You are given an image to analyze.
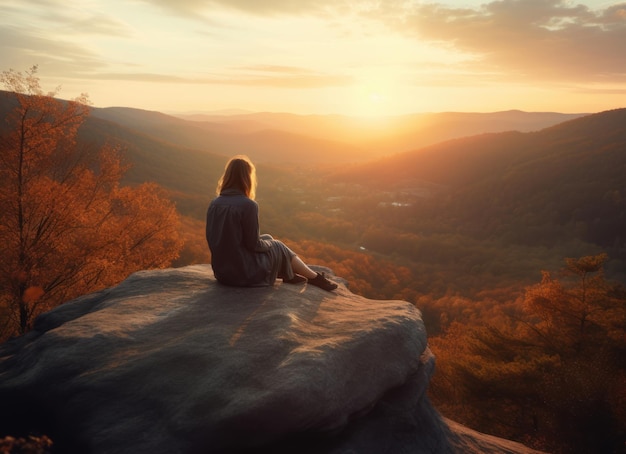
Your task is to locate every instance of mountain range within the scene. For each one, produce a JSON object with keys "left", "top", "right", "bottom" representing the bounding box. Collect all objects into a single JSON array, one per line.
[
  {"left": 91, "top": 103, "right": 623, "bottom": 261},
  {"left": 2, "top": 90, "right": 624, "bottom": 280},
  {"left": 89, "top": 105, "right": 585, "bottom": 164},
  {"left": 331, "top": 108, "right": 626, "bottom": 256}
]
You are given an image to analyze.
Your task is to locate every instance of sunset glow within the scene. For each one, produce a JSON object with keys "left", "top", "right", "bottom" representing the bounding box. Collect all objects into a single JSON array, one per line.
[{"left": 1, "top": 0, "right": 624, "bottom": 115}]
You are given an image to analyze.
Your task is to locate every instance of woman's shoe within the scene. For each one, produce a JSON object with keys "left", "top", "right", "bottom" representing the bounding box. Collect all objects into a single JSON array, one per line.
[{"left": 308, "top": 272, "right": 338, "bottom": 291}]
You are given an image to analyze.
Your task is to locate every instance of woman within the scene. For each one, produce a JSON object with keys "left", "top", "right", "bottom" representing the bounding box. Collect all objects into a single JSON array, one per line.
[{"left": 206, "top": 155, "right": 337, "bottom": 291}]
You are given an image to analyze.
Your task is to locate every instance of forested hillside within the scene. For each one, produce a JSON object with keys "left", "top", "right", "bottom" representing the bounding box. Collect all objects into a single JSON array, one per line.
[{"left": 328, "top": 108, "right": 626, "bottom": 281}]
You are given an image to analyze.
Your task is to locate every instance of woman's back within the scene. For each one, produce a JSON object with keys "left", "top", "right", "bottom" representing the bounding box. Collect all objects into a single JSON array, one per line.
[{"left": 206, "top": 189, "right": 270, "bottom": 286}]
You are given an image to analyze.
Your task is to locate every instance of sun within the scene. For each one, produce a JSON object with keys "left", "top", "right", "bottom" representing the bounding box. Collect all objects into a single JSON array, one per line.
[
  {"left": 349, "top": 72, "right": 400, "bottom": 117},
  {"left": 368, "top": 92, "right": 388, "bottom": 105}
]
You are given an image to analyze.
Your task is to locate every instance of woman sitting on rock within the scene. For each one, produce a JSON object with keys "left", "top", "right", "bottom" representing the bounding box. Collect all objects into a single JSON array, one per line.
[{"left": 206, "top": 155, "right": 337, "bottom": 291}]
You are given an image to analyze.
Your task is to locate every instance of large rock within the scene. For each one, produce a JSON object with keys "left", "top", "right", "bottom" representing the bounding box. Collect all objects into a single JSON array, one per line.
[{"left": 0, "top": 265, "right": 542, "bottom": 453}]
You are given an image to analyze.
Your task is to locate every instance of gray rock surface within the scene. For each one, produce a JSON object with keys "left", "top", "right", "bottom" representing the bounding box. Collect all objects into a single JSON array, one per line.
[{"left": 0, "top": 265, "right": 543, "bottom": 453}]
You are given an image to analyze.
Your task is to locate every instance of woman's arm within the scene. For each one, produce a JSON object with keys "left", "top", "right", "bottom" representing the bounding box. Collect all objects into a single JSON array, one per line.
[{"left": 242, "top": 200, "right": 271, "bottom": 252}]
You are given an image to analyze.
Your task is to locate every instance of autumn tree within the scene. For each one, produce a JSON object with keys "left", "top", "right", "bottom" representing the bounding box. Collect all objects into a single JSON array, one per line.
[
  {"left": 429, "top": 253, "right": 626, "bottom": 453},
  {"left": 523, "top": 253, "right": 625, "bottom": 356},
  {"left": 520, "top": 253, "right": 626, "bottom": 452},
  {"left": 0, "top": 66, "right": 183, "bottom": 339}
]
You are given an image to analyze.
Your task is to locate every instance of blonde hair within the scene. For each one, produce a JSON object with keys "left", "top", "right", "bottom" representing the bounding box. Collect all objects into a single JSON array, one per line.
[{"left": 216, "top": 155, "right": 257, "bottom": 200}]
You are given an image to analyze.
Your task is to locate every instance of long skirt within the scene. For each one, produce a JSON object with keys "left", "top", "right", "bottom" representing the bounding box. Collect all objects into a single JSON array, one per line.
[{"left": 260, "top": 234, "right": 296, "bottom": 284}]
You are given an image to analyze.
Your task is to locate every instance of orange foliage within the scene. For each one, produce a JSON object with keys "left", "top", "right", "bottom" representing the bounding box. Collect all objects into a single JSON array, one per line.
[
  {"left": 174, "top": 215, "right": 211, "bottom": 266},
  {"left": 0, "top": 434, "right": 52, "bottom": 453},
  {"left": 429, "top": 254, "right": 626, "bottom": 454},
  {"left": 0, "top": 66, "right": 182, "bottom": 338},
  {"left": 523, "top": 253, "right": 625, "bottom": 354},
  {"left": 283, "top": 238, "right": 417, "bottom": 301}
]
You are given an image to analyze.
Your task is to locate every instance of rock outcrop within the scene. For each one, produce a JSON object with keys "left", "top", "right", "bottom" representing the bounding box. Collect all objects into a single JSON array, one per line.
[{"left": 0, "top": 265, "right": 542, "bottom": 453}]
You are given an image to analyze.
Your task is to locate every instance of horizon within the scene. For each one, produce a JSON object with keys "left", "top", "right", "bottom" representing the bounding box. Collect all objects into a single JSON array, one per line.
[
  {"left": 1, "top": 0, "right": 625, "bottom": 117},
  {"left": 163, "top": 107, "right": 596, "bottom": 118}
]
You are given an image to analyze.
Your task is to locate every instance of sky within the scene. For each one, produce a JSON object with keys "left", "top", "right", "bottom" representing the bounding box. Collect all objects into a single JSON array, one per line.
[{"left": 1, "top": 0, "right": 625, "bottom": 116}]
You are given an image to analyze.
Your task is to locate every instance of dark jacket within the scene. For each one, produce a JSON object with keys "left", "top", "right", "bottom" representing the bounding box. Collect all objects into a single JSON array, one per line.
[{"left": 206, "top": 189, "right": 272, "bottom": 286}]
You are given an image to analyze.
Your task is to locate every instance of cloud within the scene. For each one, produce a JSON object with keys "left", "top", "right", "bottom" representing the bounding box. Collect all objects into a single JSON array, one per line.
[
  {"left": 238, "top": 64, "right": 319, "bottom": 74},
  {"left": 43, "top": 11, "right": 132, "bottom": 37},
  {"left": 4, "top": 0, "right": 623, "bottom": 107},
  {"left": 571, "top": 85, "right": 626, "bottom": 95},
  {"left": 0, "top": 26, "right": 108, "bottom": 76},
  {"left": 211, "top": 74, "right": 353, "bottom": 88},
  {"left": 82, "top": 66, "right": 353, "bottom": 88},
  {"left": 141, "top": 0, "right": 344, "bottom": 18},
  {"left": 84, "top": 73, "right": 190, "bottom": 83},
  {"left": 0, "top": 1, "right": 132, "bottom": 37},
  {"left": 139, "top": 0, "right": 626, "bottom": 83},
  {"left": 0, "top": 1, "right": 131, "bottom": 79},
  {"left": 378, "top": 0, "right": 626, "bottom": 83},
  {"left": 226, "top": 65, "right": 353, "bottom": 87}
]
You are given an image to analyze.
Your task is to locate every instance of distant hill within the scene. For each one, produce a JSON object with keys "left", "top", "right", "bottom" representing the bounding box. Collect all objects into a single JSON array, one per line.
[
  {"left": 331, "top": 108, "right": 626, "bottom": 253},
  {"left": 87, "top": 103, "right": 590, "bottom": 162},
  {"left": 176, "top": 110, "right": 588, "bottom": 156},
  {"left": 89, "top": 106, "right": 365, "bottom": 164},
  {"left": 331, "top": 108, "right": 625, "bottom": 187},
  {"left": 76, "top": 114, "right": 228, "bottom": 218}
]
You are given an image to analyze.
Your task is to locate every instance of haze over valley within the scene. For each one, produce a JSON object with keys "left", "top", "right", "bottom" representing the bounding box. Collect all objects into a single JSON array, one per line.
[{"left": 37, "top": 97, "right": 622, "bottom": 298}]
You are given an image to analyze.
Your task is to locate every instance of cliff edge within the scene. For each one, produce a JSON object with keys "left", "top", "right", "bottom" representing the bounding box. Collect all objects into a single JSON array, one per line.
[{"left": 0, "top": 265, "right": 542, "bottom": 453}]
